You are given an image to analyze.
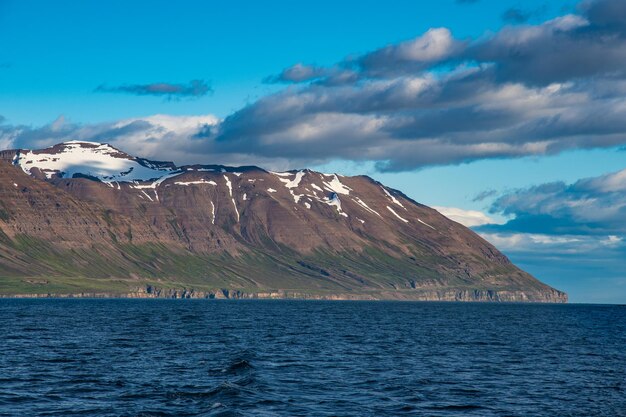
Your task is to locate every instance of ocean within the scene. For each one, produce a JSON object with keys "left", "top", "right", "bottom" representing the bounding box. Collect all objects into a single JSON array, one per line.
[{"left": 0, "top": 300, "right": 624, "bottom": 416}]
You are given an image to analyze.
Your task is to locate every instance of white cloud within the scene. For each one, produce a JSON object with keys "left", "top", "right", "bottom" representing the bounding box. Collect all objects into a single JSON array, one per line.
[
  {"left": 433, "top": 206, "right": 498, "bottom": 227},
  {"left": 108, "top": 114, "right": 219, "bottom": 162},
  {"left": 393, "top": 28, "right": 457, "bottom": 62},
  {"left": 488, "top": 166, "right": 626, "bottom": 236},
  {"left": 479, "top": 232, "right": 624, "bottom": 254}
]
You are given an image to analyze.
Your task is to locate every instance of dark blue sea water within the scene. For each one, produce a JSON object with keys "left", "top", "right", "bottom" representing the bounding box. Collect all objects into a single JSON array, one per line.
[{"left": 0, "top": 300, "right": 624, "bottom": 416}]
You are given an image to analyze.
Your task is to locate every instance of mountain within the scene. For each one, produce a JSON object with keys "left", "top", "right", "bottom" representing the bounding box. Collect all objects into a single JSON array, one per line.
[{"left": 0, "top": 141, "right": 566, "bottom": 301}]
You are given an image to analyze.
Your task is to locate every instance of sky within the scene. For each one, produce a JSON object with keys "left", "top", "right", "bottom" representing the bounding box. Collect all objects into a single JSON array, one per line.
[{"left": 2, "top": 0, "right": 626, "bottom": 303}]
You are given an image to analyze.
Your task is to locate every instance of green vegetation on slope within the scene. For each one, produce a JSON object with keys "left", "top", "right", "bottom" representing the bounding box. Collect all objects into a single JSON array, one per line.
[{"left": 0, "top": 234, "right": 533, "bottom": 296}]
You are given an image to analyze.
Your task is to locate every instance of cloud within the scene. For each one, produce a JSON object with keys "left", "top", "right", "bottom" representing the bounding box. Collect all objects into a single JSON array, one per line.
[
  {"left": 479, "top": 232, "right": 621, "bottom": 253},
  {"left": 501, "top": 6, "right": 547, "bottom": 23},
  {"left": 196, "top": 0, "right": 626, "bottom": 172},
  {"left": 264, "top": 63, "right": 330, "bottom": 83},
  {"left": 0, "top": 114, "right": 220, "bottom": 164},
  {"left": 479, "top": 167, "right": 626, "bottom": 237},
  {"left": 473, "top": 189, "right": 498, "bottom": 202},
  {"left": 0, "top": 114, "right": 303, "bottom": 170},
  {"left": 501, "top": 8, "right": 532, "bottom": 23},
  {"left": 433, "top": 206, "right": 498, "bottom": 227},
  {"left": 358, "top": 28, "right": 465, "bottom": 75},
  {"left": 7, "top": 0, "right": 626, "bottom": 173},
  {"left": 95, "top": 79, "right": 212, "bottom": 100}
]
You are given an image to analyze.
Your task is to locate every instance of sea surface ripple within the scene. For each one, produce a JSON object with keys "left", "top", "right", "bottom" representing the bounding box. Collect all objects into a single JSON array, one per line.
[{"left": 0, "top": 300, "right": 624, "bottom": 416}]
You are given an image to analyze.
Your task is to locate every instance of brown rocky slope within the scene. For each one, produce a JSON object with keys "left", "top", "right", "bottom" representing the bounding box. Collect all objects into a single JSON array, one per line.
[{"left": 0, "top": 142, "right": 566, "bottom": 302}]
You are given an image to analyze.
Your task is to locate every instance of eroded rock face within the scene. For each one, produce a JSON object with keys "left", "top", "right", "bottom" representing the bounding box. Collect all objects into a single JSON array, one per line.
[{"left": 0, "top": 141, "right": 567, "bottom": 302}]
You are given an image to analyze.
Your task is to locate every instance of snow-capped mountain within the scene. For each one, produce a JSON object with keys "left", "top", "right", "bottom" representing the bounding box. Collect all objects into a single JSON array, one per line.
[
  {"left": 0, "top": 141, "right": 566, "bottom": 301},
  {"left": 15, "top": 141, "right": 177, "bottom": 181}
]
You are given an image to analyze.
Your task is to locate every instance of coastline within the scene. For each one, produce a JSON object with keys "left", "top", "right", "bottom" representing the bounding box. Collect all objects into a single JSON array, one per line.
[{"left": 0, "top": 286, "right": 568, "bottom": 303}]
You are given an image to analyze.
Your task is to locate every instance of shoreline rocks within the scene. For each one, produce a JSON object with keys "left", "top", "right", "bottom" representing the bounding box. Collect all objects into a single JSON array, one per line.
[{"left": 0, "top": 285, "right": 568, "bottom": 303}]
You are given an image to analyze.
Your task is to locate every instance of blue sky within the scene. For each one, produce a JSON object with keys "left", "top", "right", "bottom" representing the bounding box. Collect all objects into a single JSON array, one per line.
[
  {"left": 0, "top": 0, "right": 573, "bottom": 125},
  {"left": 2, "top": 0, "right": 626, "bottom": 303}
]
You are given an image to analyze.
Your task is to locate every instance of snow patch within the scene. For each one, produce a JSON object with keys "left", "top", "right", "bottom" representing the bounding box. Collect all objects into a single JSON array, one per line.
[
  {"left": 278, "top": 170, "right": 305, "bottom": 189},
  {"left": 387, "top": 206, "right": 409, "bottom": 223},
  {"left": 16, "top": 142, "right": 180, "bottom": 184},
  {"left": 322, "top": 174, "right": 351, "bottom": 195},
  {"left": 223, "top": 175, "right": 233, "bottom": 196},
  {"left": 174, "top": 180, "right": 217, "bottom": 186},
  {"left": 418, "top": 218, "right": 436, "bottom": 230},
  {"left": 232, "top": 200, "right": 239, "bottom": 222},
  {"left": 326, "top": 193, "right": 348, "bottom": 217},
  {"left": 223, "top": 175, "right": 239, "bottom": 222},
  {"left": 276, "top": 170, "right": 307, "bottom": 203},
  {"left": 267, "top": 188, "right": 277, "bottom": 193},
  {"left": 270, "top": 171, "right": 292, "bottom": 177},
  {"left": 354, "top": 197, "right": 381, "bottom": 217},
  {"left": 140, "top": 190, "right": 154, "bottom": 202},
  {"left": 131, "top": 171, "right": 183, "bottom": 190},
  {"left": 291, "top": 192, "right": 302, "bottom": 203},
  {"left": 130, "top": 170, "right": 186, "bottom": 201},
  {"left": 382, "top": 187, "right": 405, "bottom": 209}
]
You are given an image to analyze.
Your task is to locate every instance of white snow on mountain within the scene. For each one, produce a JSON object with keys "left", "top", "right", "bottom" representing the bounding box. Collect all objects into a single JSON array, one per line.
[
  {"left": 322, "top": 174, "right": 351, "bottom": 195},
  {"left": 382, "top": 187, "right": 405, "bottom": 209},
  {"left": 16, "top": 141, "right": 179, "bottom": 182},
  {"left": 387, "top": 206, "right": 409, "bottom": 223},
  {"left": 12, "top": 141, "right": 426, "bottom": 226}
]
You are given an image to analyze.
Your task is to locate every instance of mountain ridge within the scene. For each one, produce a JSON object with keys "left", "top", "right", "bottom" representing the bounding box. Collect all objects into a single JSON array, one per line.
[{"left": 0, "top": 141, "right": 567, "bottom": 302}]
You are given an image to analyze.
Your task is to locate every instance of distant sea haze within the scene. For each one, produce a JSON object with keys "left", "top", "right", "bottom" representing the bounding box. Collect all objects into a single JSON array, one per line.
[{"left": 1, "top": 300, "right": 624, "bottom": 416}]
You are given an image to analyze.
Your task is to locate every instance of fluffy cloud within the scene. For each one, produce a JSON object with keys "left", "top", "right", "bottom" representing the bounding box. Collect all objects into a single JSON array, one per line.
[
  {"left": 359, "top": 28, "right": 464, "bottom": 75},
  {"left": 484, "top": 167, "right": 626, "bottom": 236},
  {"left": 0, "top": 114, "right": 303, "bottom": 170},
  {"left": 192, "top": 0, "right": 626, "bottom": 171},
  {"left": 419, "top": 160, "right": 626, "bottom": 274},
  {"left": 479, "top": 232, "right": 622, "bottom": 254},
  {"left": 95, "top": 80, "right": 212, "bottom": 100},
  {"left": 469, "top": 165, "right": 626, "bottom": 260},
  {"left": 433, "top": 206, "right": 497, "bottom": 227},
  {"left": 265, "top": 63, "right": 331, "bottom": 83},
  {"left": 1, "top": 114, "right": 214, "bottom": 164},
  {"left": 5, "top": 0, "right": 626, "bottom": 173}
]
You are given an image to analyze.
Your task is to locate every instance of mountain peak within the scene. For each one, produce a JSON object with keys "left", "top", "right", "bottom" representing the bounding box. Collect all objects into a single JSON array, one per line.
[
  {"left": 15, "top": 141, "right": 176, "bottom": 182},
  {"left": 13, "top": 141, "right": 347, "bottom": 187}
]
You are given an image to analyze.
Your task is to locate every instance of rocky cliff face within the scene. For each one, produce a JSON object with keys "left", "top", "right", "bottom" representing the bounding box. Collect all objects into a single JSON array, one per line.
[{"left": 0, "top": 141, "right": 566, "bottom": 302}]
